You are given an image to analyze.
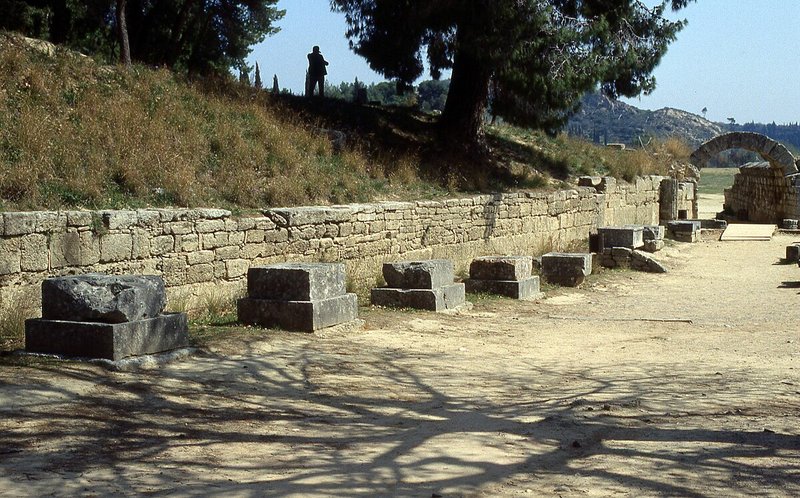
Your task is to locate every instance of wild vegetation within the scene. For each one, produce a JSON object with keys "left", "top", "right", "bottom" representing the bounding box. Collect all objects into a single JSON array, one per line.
[{"left": 0, "top": 32, "right": 695, "bottom": 211}]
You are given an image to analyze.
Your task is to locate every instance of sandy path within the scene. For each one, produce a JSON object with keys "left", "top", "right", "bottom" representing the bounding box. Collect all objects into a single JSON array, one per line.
[{"left": 1, "top": 233, "right": 799, "bottom": 497}]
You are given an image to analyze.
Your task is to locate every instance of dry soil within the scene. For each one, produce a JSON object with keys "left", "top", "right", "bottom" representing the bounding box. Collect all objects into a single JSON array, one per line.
[{"left": 1, "top": 231, "right": 799, "bottom": 497}]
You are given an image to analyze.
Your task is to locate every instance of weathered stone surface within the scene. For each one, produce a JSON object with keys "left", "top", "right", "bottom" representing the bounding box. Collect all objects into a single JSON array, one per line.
[
  {"left": 667, "top": 220, "right": 701, "bottom": 238},
  {"left": 541, "top": 252, "right": 592, "bottom": 287},
  {"left": 631, "top": 250, "right": 668, "bottom": 273},
  {"left": 643, "top": 239, "right": 665, "bottom": 253},
  {"left": 465, "top": 276, "right": 541, "bottom": 300},
  {"left": 691, "top": 132, "right": 798, "bottom": 176},
  {"left": 672, "top": 230, "right": 698, "bottom": 243},
  {"left": 382, "top": 260, "right": 455, "bottom": 289},
  {"left": 25, "top": 312, "right": 188, "bottom": 360},
  {"left": 246, "top": 263, "right": 346, "bottom": 301},
  {"left": 371, "top": 283, "right": 466, "bottom": 311},
  {"left": 237, "top": 293, "right": 358, "bottom": 332},
  {"left": 632, "top": 225, "right": 665, "bottom": 241},
  {"left": 469, "top": 256, "right": 532, "bottom": 281},
  {"left": 598, "top": 226, "right": 644, "bottom": 249},
  {"left": 42, "top": 274, "right": 166, "bottom": 323},
  {"left": 786, "top": 244, "right": 800, "bottom": 263}
]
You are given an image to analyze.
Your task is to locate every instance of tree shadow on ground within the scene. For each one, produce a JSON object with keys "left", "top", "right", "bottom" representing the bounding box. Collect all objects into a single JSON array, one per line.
[{"left": 1, "top": 336, "right": 798, "bottom": 496}]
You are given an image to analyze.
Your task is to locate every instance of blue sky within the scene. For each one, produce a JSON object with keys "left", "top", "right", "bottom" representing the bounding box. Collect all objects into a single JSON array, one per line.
[{"left": 247, "top": 0, "right": 800, "bottom": 125}]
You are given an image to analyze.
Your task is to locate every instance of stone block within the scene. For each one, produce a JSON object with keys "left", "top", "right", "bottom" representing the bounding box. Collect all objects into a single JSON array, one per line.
[
  {"left": 371, "top": 283, "right": 466, "bottom": 311},
  {"left": 237, "top": 293, "right": 358, "bottom": 332},
  {"left": 0, "top": 237, "right": 21, "bottom": 275},
  {"left": 630, "top": 251, "right": 668, "bottom": 273},
  {"left": 25, "top": 312, "right": 188, "bottom": 360},
  {"left": 634, "top": 225, "right": 665, "bottom": 241},
  {"left": 100, "top": 233, "right": 133, "bottom": 262},
  {"left": 382, "top": 260, "right": 455, "bottom": 289},
  {"left": 598, "top": 226, "right": 644, "bottom": 249},
  {"left": 541, "top": 252, "right": 592, "bottom": 287},
  {"left": 247, "top": 263, "right": 346, "bottom": 301},
  {"left": 786, "top": 244, "right": 800, "bottom": 263},
  {"left": 643, "top": 239, "right": 665, "bottom": 253},
  {"left": 667, "top": 220, "right": 701, "bottom": 233},
  {"left": 20, "top": 234, "right": 49, "bottom": 271},
  {"left": 468, "top": 256, "right": 532, "bottom": 281},
  {"left": 465, "top": 276, "right": 541, "bottom": 300},
  {"left": 41, "top": 274, "right": 166, "bottom": 323}
]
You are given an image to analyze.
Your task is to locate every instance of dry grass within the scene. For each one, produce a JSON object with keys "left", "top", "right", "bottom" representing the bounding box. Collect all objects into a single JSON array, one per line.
[
  {"left": 0, "top": 32, "right": 695, "bottom": 212},
  {"left": 0, "top": 33, "right": 380, "bottom": 210},
  {"left": 0, "top": 287, "right": 39, "bottom": 351}
]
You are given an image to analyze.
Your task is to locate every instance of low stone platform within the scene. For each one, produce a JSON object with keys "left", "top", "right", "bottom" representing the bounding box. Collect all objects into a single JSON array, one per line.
[
  {"left": 25, "top": 312, "right": 188, "bottom": 361},
  {"left": 372, "top": 259, "right": 466, "bottom": 311},
  {"left": 597, "top": 226, "right": 644, "bottom": 250},
  {"left": 464, "top": 256, "right": 541, "bottom": 299},
  {"left": 382, "top": 260, "right": 455, "bottom": 290},
  {"left": 598, "top": 248, "right": 667, "bottom": 273},
  {"left": 238, "top": 294, "right": 358, "bottom": 331},
  {"left": 786, "top": 243, "right": 800, "bottom": 263},
  {"left": 238, "top": 263, "right": 358, "bottom": 332},
  {"left": 371, "top": 284, "right": 466, "bottom": 311},
  {"left": 465, "top": 278, "right": 540, "bottom": 299},
  {"left": 667, "top": 221, "right": 701, "bottom": 242},
  {"left": 25, "top": 274, "right": 188, "bottom": 360},
  {"left": 541, "top": 253, "right": 592, "bottom": 287}
]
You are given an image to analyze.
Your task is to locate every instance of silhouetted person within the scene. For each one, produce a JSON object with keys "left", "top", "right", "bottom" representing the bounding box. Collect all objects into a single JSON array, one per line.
[{"left": 307, "top": 45, "right": 329, "bottom": 97}]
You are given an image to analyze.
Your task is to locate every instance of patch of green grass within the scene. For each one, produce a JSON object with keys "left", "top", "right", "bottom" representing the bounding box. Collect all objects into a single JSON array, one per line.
[{"left": 697, "top": 167, "right": 738, "bottom": 196}]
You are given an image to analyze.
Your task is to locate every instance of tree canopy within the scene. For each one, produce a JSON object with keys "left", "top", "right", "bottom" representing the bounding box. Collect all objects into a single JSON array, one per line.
[
  {"left": 0, "top": 0, "right": 284, "bottom": 75},
  {"left": 331, "top": 0, "right": 695, "bottom": 149}
]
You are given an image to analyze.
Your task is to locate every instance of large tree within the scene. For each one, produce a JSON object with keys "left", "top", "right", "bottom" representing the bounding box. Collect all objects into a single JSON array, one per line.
[
  {"left": 332, "top": 0, "right": 694, "bottom": 150},
  {"left": 0, "top": 0, "right": 284, "bottom": 76}
]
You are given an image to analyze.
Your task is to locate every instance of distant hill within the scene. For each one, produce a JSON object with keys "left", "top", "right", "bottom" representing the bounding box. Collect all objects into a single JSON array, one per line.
[{"left": 566, "top": 93, "right": 725, "bottom": 147}]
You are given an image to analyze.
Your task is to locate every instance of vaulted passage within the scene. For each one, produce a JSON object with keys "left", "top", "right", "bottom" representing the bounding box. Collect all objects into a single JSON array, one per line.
[
  {"left": 691, "top": 132, "right": 800, "bottom": 223},
  {"left": 690, "top": 132, "right": 799, "bottom": 176}
]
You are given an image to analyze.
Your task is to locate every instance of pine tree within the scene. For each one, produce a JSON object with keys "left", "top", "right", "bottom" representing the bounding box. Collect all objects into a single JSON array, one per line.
[
  {"left": 332, "top": 0, "right": 694, "bottom": 151},
  {"left": 254, "top": 62, "right": 262, "bottom": 89}
]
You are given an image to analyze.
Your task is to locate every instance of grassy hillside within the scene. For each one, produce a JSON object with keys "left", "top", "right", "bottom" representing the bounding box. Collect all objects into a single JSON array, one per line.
[{"left": 0, "top": 32, "right": 690, "bottom": 212}]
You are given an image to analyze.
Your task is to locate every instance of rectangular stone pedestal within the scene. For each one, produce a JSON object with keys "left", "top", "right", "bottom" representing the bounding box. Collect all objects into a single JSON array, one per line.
[
  {"left": 598, "top": 226, "right": 644, "bottom": 249},
  {"left": 465, "top": 276, "right": 541, "bottom": 299},
  {"left": 25, "top": 312, "right": 188, "bottom": 360},
  {"left": 237, "top": 293, "right": 358, "bottom": 332},
  {"left": 371, "top": 283, "right": 465, "bottom": 311},
  {"left": 541, "top": 252, "right": 592, "bottom": 287}
]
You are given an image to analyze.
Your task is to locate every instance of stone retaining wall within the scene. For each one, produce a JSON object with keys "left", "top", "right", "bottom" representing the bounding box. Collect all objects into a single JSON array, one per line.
[
  {"left": 0, "top": 176, "right": 662, "bottom": 311},
  {"left": 723, "top": 162, "right": 800, "bottom": 223}
]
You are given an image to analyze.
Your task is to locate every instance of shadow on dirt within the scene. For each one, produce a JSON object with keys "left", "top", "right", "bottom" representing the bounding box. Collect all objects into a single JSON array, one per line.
[{"left": 2, "top": 341, "right": 798, "bottom": 496}]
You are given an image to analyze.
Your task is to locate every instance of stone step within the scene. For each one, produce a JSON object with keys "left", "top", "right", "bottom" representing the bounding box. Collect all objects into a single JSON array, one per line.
[
  {"left": 25, "top": 312, "right": 188, "bottom": 361},
  {"left": 371, "top": 283, "right": 465, "bottom": 311},
  {"left": 468, "top": 256, "right": 532, "bottom": 281},
  {"left": 465, "top": 276, "right": 541, "bottom": 300},
  {"left": 382, "top": 260, "right": 455, "bottom": 289},
  {"left": 237, "top": 293, "right": 358, "bottom": 332}
]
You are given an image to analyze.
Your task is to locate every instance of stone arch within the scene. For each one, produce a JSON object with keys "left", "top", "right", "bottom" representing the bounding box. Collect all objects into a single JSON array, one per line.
[{"left": 690, "top": 132, "right": 798, "bottom": 176}]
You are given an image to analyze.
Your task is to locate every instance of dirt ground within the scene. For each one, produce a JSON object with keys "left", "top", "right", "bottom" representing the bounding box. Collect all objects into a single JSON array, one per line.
[{"left": 2, "top": 228, "right": 799, "bottom": 497}]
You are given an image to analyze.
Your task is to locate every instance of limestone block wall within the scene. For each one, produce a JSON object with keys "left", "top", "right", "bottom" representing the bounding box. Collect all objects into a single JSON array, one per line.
[
  {"left": 723, "top": 162, "right": 800, "bottom": 223},
  {"left": 0, "top": 176, "right": 662, "bottom": 310}
]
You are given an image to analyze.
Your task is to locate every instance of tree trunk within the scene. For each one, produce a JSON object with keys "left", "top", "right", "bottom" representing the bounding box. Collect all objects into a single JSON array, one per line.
[
  {"left": 117, "top": 0, "right": 131, "bottom": 67},
  {"left": 438, "top": 36, "right": 492, "bottom": 153}
]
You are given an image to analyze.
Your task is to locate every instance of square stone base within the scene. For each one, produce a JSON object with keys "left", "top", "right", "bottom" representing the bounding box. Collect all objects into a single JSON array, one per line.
[
  {"left": 25, "top": 312, "right": 189, "bottom": 361},
  {"left": 465, "top": 276, "right": 541, "bottom": 300},
  {"left": 237, "top": 293, "right": 358, "bottom": 332},
  {"left": 671, "top": 231, "right": 698, "bottom": 243},
  {"left": 371, "top": 283, "right": 465, "bottom": 311}
]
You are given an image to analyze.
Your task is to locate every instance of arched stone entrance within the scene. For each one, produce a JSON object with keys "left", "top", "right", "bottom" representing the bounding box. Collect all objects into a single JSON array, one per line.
[
  {"left": 690, "top": 131, "right": 798, "bottom": 176},
  {"left": 690, "top": 132, "right": 800, "bottom": 223}
]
